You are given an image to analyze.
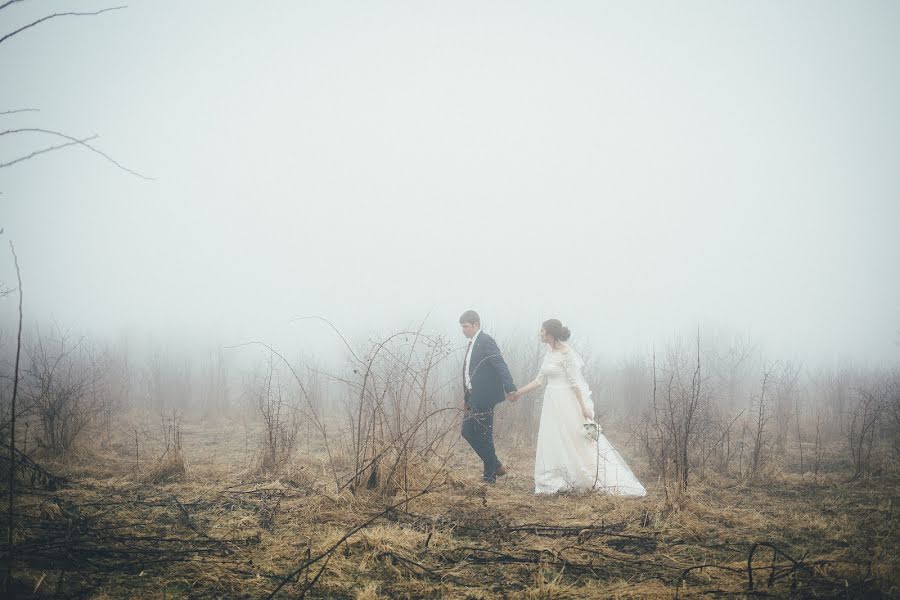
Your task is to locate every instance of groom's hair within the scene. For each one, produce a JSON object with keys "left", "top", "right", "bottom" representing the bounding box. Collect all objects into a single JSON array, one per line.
[{"left": 459, "top": 310, "right": 480, "bottom": 326}]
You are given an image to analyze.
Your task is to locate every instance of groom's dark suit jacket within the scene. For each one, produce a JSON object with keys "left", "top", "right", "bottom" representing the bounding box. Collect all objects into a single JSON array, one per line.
[{"left": 464, "top": 331, "right": 517, "bottom": 410}]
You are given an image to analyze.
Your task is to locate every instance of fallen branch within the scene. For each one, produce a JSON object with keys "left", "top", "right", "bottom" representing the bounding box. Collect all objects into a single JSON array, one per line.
[{"left": 265, "top": 482, "right": 447, "bottom": 599}]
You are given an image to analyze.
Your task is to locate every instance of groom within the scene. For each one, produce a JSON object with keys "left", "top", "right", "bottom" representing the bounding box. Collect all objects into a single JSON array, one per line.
[{"left": 459, "top": 310, "right": 517, "bottom": 483}]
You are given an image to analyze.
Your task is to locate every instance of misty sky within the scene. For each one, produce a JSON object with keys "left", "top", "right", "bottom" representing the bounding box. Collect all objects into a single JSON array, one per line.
[{"left": 1, "top": 1, "right": 899, "bottom": 366}]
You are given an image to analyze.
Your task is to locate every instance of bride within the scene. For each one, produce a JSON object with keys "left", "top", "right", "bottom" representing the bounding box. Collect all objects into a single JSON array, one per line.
[{"left": 510, "top": 319, "right": 646, "bottom": 496}]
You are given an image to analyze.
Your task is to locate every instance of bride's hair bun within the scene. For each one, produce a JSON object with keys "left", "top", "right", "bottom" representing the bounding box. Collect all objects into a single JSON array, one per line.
[{"left": 542, "top": 319, "right": 571, "bottom": 342}]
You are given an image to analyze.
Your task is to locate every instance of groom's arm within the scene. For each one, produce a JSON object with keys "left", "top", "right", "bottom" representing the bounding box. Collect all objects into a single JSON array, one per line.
[{"left": 482, "top": 335, "right": 517, "bottom": 394}]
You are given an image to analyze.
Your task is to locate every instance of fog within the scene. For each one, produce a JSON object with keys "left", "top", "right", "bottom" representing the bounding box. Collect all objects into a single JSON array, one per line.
[{"left": 2, "top": 1, "right": 899, "bottom": 367}]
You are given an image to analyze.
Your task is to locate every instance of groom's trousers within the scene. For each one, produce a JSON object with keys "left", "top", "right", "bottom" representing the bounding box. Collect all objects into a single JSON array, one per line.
[{"left": 461, "top": 405, "right": 500, "bottom": 476}]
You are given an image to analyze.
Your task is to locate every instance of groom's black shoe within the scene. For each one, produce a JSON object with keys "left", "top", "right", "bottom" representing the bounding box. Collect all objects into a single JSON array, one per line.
[{"left": 482, "top": 463, "right": 508, "bottom": 483}]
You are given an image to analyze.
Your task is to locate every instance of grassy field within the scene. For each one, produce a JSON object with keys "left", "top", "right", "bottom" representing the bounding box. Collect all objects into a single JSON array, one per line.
[{"left": 6, "top": 416, "right": 899, "bottom": 599}]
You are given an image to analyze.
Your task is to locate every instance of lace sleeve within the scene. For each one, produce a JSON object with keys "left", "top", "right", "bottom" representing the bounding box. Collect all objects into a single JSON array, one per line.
[
  {"left": 533, "top": 354, "right": 548, "bottom": 386},
  {"left": 561, "top": 352, "right": 578, "bottom": 387}
]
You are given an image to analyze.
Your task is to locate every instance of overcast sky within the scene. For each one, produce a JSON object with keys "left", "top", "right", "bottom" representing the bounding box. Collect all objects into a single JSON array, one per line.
[{"left": 1, "top": 1, "right": 898, "bottom": 367}]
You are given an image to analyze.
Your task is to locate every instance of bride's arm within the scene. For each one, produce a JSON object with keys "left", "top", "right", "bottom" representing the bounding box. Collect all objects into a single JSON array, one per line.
[
  {"left": 572, "top": 386, "right": 592, "bottom": 420},
  {"left": 514, "top": 379, "right": 542, "bottom": 397},
  {"left": 563, "top": 353, "right": 593, "bottom": 420},
  {"left": 509, "top": 366, "right": 546, "bottom": 401}
]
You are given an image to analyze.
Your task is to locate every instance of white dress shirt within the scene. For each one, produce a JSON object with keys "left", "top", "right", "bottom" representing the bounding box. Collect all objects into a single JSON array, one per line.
[{"left": 464, "top": 329, "right": 481, "bottom": 391}]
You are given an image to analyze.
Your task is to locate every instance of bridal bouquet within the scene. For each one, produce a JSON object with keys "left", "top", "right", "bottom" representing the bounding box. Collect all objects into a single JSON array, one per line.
[{"left": 583, "top": 421, "right": 600, "bottom": 443}]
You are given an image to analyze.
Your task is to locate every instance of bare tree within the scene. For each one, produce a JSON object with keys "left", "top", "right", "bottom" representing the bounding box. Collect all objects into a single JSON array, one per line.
[
  {"left": 200, "top": 348, "right": 230, "bottom": 419},
  {"left": 748, "top": 362, "right": 778, "bottom": 480},
  {"left": 21, "top": 326, "right": 107, "bottom": 455},
  {"left": 4, "top": 242, "right": 23, "bottom": 591},
  {"left": 697, "top": 401, "right": 744, "bottom": 477},
  {"left": 709, "top": 332, "right": 757, "bottom": 410},
  {"left": 772, "top": 360, "right": 802, "bottom": 457},
  {"left": 98, "top": 340, "right": 132, "bottom": 446},
  {"left": 813, "top": 405, "right": 824, "bottom": 480},
  {"left": 340, "top": 327, "right": 459, "bottom": 496},
  {"left": 888, "top": 370, "right": 900, "bottom": 465},
  {"left": 613, "top": 353, "right": 651, "bottom": 418},
  {"left": 813, "top": 363, "right": 855, "bottom": 437},
  {"left": 672, "top": 333, "right": 705, "bottom": 493},
  {"left": 846, "top": 374, "right": 890, "bottom": 478},
  {"left": 638, "top": 348, "right": 670, "bottom": 494},
  {"left": 638, "top": 332, "right": 710, "bottom": 500},
  {"left": 795, "top": 388, "right": 805, "bottom": 476}
]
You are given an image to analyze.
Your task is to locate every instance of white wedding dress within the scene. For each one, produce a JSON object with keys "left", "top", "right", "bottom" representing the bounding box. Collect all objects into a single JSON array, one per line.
[{"left": 533, "top": 346, "right": 646, "bottom": 496}]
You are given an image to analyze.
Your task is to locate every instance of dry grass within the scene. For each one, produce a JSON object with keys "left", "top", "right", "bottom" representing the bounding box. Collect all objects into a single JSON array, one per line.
[
  {"left": 5, "top": 416, "right": 899, "bottom": 598},
  {"left": 139, "top": 448, "right": 187, "bottom": 484}
]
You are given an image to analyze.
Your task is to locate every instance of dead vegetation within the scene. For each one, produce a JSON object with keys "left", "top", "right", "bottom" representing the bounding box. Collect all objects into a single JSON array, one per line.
[
  {"left": 2, "top": 425, "right": 897, "bottom": 599},
  {"left": 138, "top": 412, "right": 187, "bottom": 484},
  {"left": 1, "top": 326, "right": 899, "bottom": 598}
]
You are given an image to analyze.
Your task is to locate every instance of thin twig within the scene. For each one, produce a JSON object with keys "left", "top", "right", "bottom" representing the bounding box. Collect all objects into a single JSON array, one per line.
[
  {"left": 0, "top": 108, "right": 39, "bottom": 115},
  {"left": 0, "top": 128, "right": 150, "bottom": 178},
  {"left": 0, "top": 6, "right": 127, "bottom": 46},
  {"left": 265, "top": 483, "right": 446, "bottom": 599},
  {"left": 0, "top": 135, "right": 98, "bottom": 169},
  {"left": 0, "top": 1, "right": 26, "bottom": 12}
]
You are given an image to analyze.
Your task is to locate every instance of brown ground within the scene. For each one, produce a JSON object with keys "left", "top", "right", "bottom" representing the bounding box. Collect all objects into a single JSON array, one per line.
[{"left": 7, "top": 417, "right": 899, "bottom": 598}]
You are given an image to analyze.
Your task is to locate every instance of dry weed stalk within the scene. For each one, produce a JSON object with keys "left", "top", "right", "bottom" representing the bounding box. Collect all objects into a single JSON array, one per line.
[
  {"left": 140, "top": 411, "right": 186, "bottom": 483},
  {"left": 249, "top": 354, "right": 304, "bottom": 474}
]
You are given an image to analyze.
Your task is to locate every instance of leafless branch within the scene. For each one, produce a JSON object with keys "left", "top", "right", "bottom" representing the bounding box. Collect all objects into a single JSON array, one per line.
[
  {"left": 290, "top": 315, "right": 365, "bottom": 365},
  {"left": 0, "top": 134, "right": 98, "bottom": 169},
  {"left": 0, "top": 6, "right": 126, "bottom": 46},
  {"left": 0, "top": 1, "right": 26, "bottom": 12},
  {"left": 0, "top": 128, "right": 151, "bottom": 179},
  {"left": 265, "top": 483, "right": 446, "bottom": 599},
  {"left": 0, "top": 108, "right": 39, "bottom": 116},
  {"left": 701, "top": 409, "right": 745, "bottom": 467}
]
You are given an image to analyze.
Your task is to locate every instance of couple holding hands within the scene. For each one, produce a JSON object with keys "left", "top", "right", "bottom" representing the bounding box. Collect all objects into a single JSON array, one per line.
[{"left": 459, "top": 310, "right": 645, "bottom": 496}]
